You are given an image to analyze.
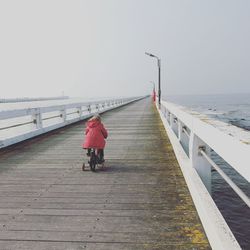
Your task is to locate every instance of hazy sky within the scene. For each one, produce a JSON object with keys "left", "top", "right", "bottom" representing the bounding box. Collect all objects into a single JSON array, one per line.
[{"left": 0, "top": 0, "right": 249, "bottom": 98}]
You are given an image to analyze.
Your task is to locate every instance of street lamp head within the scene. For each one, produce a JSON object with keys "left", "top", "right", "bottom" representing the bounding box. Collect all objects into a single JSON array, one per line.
[
  {"left": 145, "top": 52, "right": 160, "bottom": 60},
  {"left": 145, "top": 52, "right": 155, "bottom": 57}
]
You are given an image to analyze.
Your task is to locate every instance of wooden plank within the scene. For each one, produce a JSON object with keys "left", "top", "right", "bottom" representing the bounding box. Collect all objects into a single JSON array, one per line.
[
  {"left": 0, "top": 241, "right": 210, "bottom": 250},
  {"left": 0, "top": 230, "right": 209, "bottom": 245}
]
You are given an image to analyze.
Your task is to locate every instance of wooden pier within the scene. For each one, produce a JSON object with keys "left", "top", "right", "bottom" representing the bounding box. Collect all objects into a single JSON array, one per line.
[{"left": 0, "top": 98, "right": 210, "bottom": 249}]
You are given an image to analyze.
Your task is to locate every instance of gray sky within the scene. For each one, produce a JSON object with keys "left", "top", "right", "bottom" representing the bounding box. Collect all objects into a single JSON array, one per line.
[{"left": 0, "top": 0, "right": 249, "bottom": 98}]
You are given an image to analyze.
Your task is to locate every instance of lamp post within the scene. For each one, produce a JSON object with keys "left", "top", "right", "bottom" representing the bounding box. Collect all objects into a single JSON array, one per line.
[{"left": 145, "top": 52, "right": 161, "bottom": 106}]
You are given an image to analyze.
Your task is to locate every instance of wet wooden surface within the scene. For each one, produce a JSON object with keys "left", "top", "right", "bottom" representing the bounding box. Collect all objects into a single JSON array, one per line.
[{"left": 0, "top": 98, "right": 210, "bottom": 249}]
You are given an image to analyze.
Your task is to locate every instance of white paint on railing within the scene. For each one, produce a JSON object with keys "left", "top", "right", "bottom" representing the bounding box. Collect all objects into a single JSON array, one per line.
[
  {"left": 189, "top": 133, "right": 212, "bottom": 193},
  {"left": 200, "top": 149, "right": 250, "bottom": 208},
  {"left": 157, "top": 100, "right": 242, "bottom": 250},
  {"left": 0, "top": 96, "right": 145, "bottom": 148},
  {"left": 161, "top": 101, "right": 250, "bottom": 182}
]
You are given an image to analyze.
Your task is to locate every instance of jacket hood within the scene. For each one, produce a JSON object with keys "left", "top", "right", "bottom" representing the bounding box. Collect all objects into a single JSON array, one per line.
[{"left": 87, "top": 120, "right": 101, "bottom": 128}]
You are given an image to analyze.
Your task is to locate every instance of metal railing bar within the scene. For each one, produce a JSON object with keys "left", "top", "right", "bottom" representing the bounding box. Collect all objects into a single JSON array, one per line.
[
  {"left": 0, "top": 120, "right": 35, "bottom": 131},
  {"left": 199, "top": 149, "right": 250, "bottom": 208},
  {"left": 42, "top": 115, "right": 62, "bottom": 121},
  {"left": 66, "top": 111, "right": 79, "bottom": 116}
]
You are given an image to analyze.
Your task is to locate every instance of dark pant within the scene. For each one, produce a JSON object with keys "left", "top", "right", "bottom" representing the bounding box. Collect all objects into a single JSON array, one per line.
[
  {"left": 97, "top": 149, "right": 104, "bottom": 161},
  {"left": 87, "top": 148, "right": 104, "bottom": 160}
]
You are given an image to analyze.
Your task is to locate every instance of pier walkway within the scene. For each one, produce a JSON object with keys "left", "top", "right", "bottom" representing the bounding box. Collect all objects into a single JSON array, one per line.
[{"left": 0, "top": 98, "right": 210, "bottom": 250}]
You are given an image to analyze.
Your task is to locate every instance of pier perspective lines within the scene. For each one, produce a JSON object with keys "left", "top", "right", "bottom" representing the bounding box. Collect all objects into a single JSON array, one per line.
[{"left": 0, "top": 98, "right": 210, "bottom": 250}]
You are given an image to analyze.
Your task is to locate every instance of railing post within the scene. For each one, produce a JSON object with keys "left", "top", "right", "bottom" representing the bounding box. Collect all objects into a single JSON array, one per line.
[
  {"left": 178, "top": 120, "right": 183, "bottom": 142},
  {"left": 169, "top": 113, "right": 174, "bottom": 128},
  {"left": 189, "top": 132, "right": 212, "bottom": 193},
  {"left": 163, "top": 106, "right": 167, "bottom": 118},
  {"left": 77, "top": 107, "right": 82, "bottom": 118},
  {"left": 32, "top": 108, "right": 42, "bottom": 130},
  {"left": 60, "top": 108, "right": 66, "bottom": 123},
  {"left": 166, "top": 110, "right": 170, "bottom": 124},
  {"left": 87, "top": 105, "right": 91, "bottom": 113},
  {"left": 96, "top": 104, "right": 99, "bottom": 112}
]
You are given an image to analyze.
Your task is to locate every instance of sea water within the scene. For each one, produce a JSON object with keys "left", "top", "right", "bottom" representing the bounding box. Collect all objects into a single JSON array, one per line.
[
  {"left": 163, "top": 93, "right": 250, "bottom": 249},
  {"left": 163, "top": 93, "right": 250, "bottom": 130}
]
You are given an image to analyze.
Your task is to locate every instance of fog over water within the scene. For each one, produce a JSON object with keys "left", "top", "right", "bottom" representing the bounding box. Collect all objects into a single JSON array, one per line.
[{"left": 0, "top": 0, "right": 250, "bottom": 98}]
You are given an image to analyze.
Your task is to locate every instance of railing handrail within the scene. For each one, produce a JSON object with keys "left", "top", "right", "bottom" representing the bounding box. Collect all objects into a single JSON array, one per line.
[
  {"left": 199, "top": 148, "right": 250, "bottom": 208},
  {"left": 0, "top": 96, "right": 145, "bottom": 148},
  {"left": 162, "top": 100, "right": 250, "bottom": 182},
  {"left": 0, "top": 97, "right": 141, "bottom": 120},
  {"left": 157, "top": 99, "right": 242, "bottom": 249}
]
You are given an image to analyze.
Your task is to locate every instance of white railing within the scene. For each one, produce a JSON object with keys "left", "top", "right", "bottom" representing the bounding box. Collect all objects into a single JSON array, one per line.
[
  {"left": 159, "top": 100, "right": 250, "bottom": 189},
  {"left": 157, "top": 100, "right": 249, "bottom": 250},
  {"left": 0, "top": 96, "right": 145, "bottom": 148}
]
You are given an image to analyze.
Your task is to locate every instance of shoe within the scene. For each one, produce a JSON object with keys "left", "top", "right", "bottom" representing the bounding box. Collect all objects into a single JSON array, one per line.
[{"left": 98, "top": 159, "right": 105, "bottom": 164}]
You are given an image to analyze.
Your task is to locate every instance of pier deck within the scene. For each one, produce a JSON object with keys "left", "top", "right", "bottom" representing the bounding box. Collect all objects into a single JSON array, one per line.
[{"left": 0, "top": 98, "right": 210, "bottom": 249}]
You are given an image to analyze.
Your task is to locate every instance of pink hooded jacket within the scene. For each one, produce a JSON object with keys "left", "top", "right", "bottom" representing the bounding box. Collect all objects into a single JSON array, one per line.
[{"left": 82, "top": 120, "right": 108, "bottom": 149}]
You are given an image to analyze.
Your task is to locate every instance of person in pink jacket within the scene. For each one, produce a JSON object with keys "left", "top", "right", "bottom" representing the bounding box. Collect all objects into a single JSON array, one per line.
[{"left": 82, "top": 114, "right": 108, "bottom": 163}]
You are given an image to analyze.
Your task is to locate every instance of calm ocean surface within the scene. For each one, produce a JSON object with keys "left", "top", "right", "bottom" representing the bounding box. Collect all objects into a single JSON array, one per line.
[
  {"left": 1, "top": 94, "right": 250, "bottom": 248},
  {"left": 163, "top": 93, "right": 250, "bottom": 249}
]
